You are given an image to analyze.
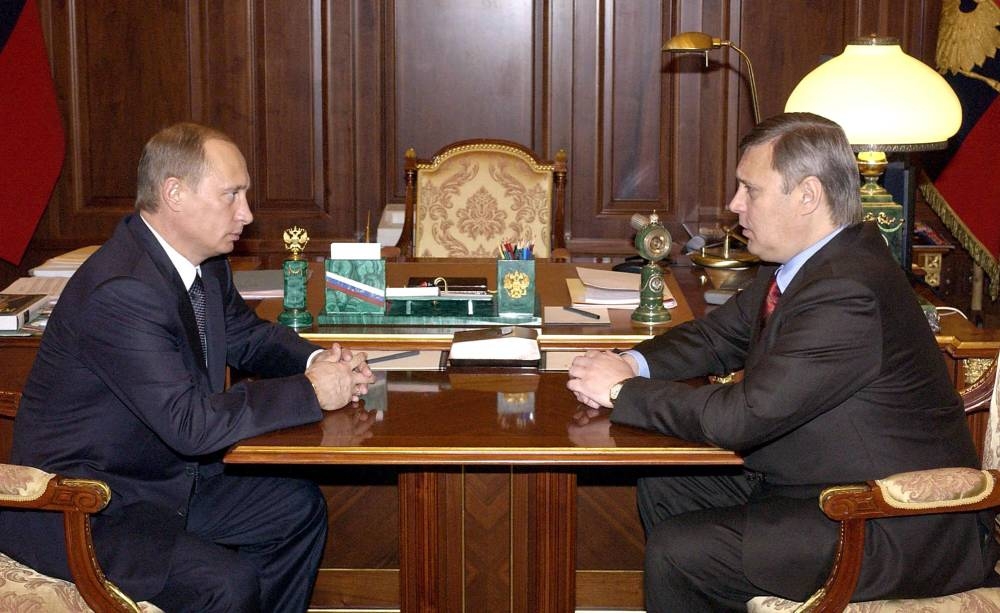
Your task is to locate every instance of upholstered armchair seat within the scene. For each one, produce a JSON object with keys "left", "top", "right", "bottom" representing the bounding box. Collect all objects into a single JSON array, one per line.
[{"left": 0, "top": 462, "right": 161, "bottom": 613}]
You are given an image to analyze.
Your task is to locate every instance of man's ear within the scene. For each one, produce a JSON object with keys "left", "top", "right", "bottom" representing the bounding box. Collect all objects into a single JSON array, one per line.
[
  {"left": 797, "top": 176, "right": 823, "bottom": 215},
  {"left": 161, "top": 177, "right": 184, "bottom": 211}
]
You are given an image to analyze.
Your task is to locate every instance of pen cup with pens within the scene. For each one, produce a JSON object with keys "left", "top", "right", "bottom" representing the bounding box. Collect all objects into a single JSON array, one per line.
[{"left": 496, "top": 240, "right": 535, "bottom": 317}]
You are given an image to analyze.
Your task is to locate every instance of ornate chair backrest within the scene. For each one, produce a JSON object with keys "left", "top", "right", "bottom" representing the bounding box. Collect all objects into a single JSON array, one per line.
[{"left": 400, "top": 140, "right": 567, "bottom": 258}]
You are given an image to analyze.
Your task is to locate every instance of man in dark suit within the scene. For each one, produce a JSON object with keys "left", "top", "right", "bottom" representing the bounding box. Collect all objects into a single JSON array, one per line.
[
  {"left": 0, "top": 122, "right": 375, "bottom": 612},
  {"left": 567, "top": 112, "right": 998, "bottom": 611}
]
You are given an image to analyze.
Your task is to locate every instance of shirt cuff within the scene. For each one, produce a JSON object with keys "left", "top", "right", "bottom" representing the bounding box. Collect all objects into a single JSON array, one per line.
[
  {"left": 306, "top": 349, "right": 324, "bottom": 369},
  {"left": 622, "top": 349, "right": 650, "bottom": 378}
]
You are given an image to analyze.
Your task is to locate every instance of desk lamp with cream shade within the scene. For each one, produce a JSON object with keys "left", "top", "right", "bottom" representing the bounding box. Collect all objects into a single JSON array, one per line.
[
  {"left": 784, "top": 35, "right": 962, "bottom": 266},
  {"left": 662, "top": 31, "right": 761, "bottom": 268}
]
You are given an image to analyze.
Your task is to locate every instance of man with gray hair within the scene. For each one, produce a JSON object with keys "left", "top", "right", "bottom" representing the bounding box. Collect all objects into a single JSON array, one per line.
[{"left": 567, "top": 112, "right": 997, "bottom": 610}]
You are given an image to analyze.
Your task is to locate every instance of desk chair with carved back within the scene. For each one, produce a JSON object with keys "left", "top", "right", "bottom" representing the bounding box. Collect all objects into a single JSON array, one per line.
[
  {"left": 399, "top": 139, "right": 568, "bottom": 259},
  {"left": 0, "top": 391, "right": 161, "bottom": 612},
  {"left": 748, "top": 355, "right": 1000, "bottom": 612}
]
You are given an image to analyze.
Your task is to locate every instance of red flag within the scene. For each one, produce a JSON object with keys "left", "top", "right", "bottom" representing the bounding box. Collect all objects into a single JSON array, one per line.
[
  {"left": 921, "top": 0, "right": 1000, "bottom": 299},
  {"left": 0, "top": 0, "right": 65, "bottom": 265}
]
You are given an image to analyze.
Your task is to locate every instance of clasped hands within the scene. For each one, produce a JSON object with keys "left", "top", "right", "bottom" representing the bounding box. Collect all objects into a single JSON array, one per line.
[
  {"left": 565, "top": 349, "right": 638, "bottom": 410},
  {"left": 305, "top": 343, "right": 375, "bottom": 411}
]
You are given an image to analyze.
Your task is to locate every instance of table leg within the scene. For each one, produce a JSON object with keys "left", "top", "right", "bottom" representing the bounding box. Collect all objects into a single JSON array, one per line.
[{"left": 513, "top": 469, "right": 577, "bottom": 613}]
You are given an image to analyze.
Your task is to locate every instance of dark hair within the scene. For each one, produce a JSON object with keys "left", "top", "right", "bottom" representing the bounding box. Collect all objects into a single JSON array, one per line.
[
  {"left": 135, "top": 122, "right": 235, "bottom": 211},
  {"left": 739, "top": 112, "right": 862, "bottom": 226}
]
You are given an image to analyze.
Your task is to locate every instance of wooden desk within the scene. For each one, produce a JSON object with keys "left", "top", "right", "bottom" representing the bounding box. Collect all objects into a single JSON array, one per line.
[
  {"left": 2, "top": 258, "right": 997, "bottom": 611},
  {"left": 226, "top": 371, "right": 740, "bottom": 612}
]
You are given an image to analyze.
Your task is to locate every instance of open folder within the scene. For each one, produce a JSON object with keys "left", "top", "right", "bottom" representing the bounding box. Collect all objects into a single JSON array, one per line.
[{"left": 448, "top": 326, "right": 541, "bottom": 367}]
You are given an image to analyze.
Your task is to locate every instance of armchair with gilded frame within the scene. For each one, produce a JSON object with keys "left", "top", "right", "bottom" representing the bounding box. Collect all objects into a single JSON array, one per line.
[
  {"left": 0, "top": 392, "right": 161, "bottom": 613},
  {"left": 748, "top": 356, "right": 1000, "bottom": 612},
  {"left": 398, "top": 139, "right": 568, "bottom": 259}
]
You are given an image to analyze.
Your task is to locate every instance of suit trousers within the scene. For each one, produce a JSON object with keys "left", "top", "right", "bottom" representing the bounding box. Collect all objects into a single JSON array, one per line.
[
  {"left": 147, "top": 469, "right": 328, "bottom": 613},
  {"left": 638, "top": 468, "right": 762, "bottom": 613}
]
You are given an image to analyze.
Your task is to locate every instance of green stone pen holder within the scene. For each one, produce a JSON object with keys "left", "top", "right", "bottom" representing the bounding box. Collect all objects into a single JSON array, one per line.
[{"left": 496, "top": 258, "right": 535, "bottom": 317}]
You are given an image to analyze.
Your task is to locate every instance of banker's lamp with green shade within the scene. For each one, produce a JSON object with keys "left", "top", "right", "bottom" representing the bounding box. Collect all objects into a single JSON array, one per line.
[{"left": 784, "top": 35, "right": 962, "bottom": 264}]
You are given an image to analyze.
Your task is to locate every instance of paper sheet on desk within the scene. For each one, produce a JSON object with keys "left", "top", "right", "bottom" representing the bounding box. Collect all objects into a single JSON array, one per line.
[
  {"left": 543, "top": 305, "right": 610, "bottom": 325},
  {"left": 361, "top": 349, "right": 444, "bottom": 370}
]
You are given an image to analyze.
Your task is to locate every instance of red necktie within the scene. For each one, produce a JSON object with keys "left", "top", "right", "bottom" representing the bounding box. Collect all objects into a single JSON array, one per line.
[{"left": 762, "top": 275, "right": 781, "bottom": 323}]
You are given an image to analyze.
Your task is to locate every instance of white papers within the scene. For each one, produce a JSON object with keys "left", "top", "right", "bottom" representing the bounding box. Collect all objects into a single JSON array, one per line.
[
  {"left": 2, "top": 276, "right": 69, "bottom": 300},
  {"left": 29, "top": 245, "right": 100, "bottom": 277},
  {"left": 385, "top": 286, "right": 440, "bottom": 298},
  {"left": 330, "top": 242, "right": 381, "bottom": 259},
  {"left": 568, "top": 267, "right": 677, "bottom": 309},
  {"left": 233, "top": 270, "right": 285, "bottom": 299}
]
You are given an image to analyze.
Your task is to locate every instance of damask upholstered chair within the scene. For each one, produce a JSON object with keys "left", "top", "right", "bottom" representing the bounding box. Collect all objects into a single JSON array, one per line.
[
  {"left": 399, "top": 139, "right": 568, "bottom": 259},
  {"left": 747, "top": 356, "right": 1000, "bottom": 612},
  {"left": 0, "top": 392, "right": 161, "bottom": 613}
]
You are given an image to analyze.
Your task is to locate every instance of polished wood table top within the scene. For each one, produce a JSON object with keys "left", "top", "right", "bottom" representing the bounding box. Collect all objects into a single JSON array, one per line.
[
  {"left": 224, "top": 370, "right": 740, "bottom": 466},
  {"left": 252, "top": 260, "right": 695, "bottom": 351}
]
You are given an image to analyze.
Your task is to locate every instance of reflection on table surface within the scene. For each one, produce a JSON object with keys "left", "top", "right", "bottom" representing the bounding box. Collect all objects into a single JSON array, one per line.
[{"left": 225, "top": 370, "right": 741, "bottom": 466}]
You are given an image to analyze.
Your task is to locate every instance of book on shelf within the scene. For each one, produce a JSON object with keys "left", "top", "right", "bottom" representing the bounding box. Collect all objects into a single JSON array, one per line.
[
  {"left": 0, "top": 294, "right": 50, "bottom": 331},
  {"left": 566, "top": 267, "right": 677, "bottom": 309}
]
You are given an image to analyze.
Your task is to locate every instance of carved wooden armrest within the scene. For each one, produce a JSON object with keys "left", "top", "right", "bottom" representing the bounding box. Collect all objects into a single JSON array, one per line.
[
  {"left": 0, "top": 463, "right": 141, "bottom": 613},
  {"left": 794, "top": 468, "right": 1000, "bottom": 613}
]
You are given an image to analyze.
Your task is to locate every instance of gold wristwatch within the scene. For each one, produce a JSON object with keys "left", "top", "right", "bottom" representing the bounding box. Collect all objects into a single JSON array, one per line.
[{"left": 609, "top": 380, "right": 626, "bottom": 405}]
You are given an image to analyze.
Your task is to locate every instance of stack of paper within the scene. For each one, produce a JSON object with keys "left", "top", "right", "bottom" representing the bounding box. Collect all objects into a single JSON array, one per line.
[
  {"left": 2, "top": 276, "right": 69, "bottom": 300},
  {"left": 29, "top": 245, "right": 100, "bottom": 278},
  {"left": 566, "top": 267, "right": 677, "bottom": 309},
  {"left": 233, "top": 269, "right": 285, "bottom": 299}
]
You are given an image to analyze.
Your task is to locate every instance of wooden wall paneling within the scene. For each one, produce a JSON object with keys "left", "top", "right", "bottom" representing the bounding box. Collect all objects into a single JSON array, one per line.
[
  {"left": 664, "top": 0, "right": 739, "bottom": 237},
  {"left": 390, "top": 0, "right": 537, "bottom": 181},
  {"left": 52, "top": 1, "right": 195, "bottom": 242},
  {"left": 247, "top": 0, "right": 329, "bottom": 242},
  {"left": 350, "top": 0, "right": 387, "bottom": 242}
]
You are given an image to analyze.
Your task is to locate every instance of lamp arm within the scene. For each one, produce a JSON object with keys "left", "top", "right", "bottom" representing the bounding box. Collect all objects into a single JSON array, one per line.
[{"left": 723, "top": 42, "right": 761, "bottom": 124}]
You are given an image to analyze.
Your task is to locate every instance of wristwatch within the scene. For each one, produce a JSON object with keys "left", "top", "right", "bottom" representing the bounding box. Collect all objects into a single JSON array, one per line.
[{"left": 609, "top": 380, "right": 627, "bottom": 405}]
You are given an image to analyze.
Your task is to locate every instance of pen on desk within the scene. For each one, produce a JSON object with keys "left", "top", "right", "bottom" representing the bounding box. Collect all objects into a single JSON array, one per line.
[
  {"left": 366, "top": 350, "right": 420, "bottom": 365},
  {"left": 563, "top": 306, "right": 601, "bottom": 320}
]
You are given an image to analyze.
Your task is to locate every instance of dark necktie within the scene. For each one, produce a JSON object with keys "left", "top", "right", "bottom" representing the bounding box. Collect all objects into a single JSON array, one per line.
[
  {"left": 761, "top": 275, "right": 781, "bottom": 323},
  {"left": 188, "top": 273, "right": 208, "bottom": 364}
]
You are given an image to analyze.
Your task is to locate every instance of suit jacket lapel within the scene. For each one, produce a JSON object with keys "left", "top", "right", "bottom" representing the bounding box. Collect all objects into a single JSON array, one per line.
[{"left": 124, "top": 215, "right": 209, "bottom": 375}]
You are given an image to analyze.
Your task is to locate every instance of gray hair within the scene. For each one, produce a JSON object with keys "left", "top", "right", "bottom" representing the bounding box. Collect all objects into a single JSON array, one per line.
[
  {"left": 739, "top": 112, "right": 862, "bottom": 226},
  {"left": 135, "top": 122, "right": 235, "bottom": 212}
]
